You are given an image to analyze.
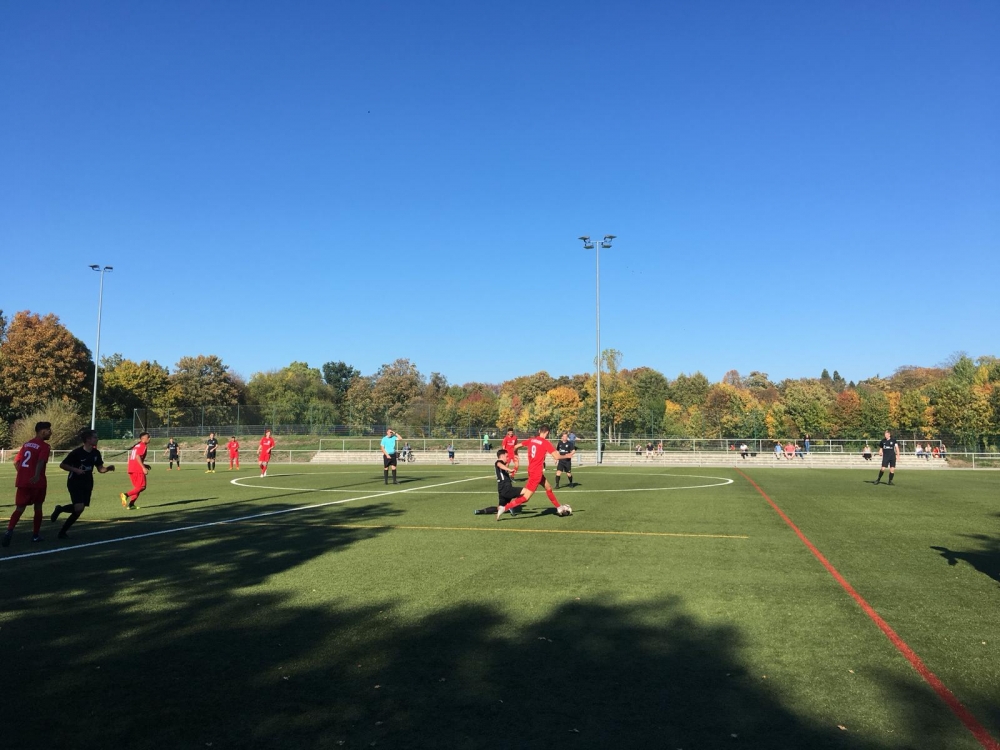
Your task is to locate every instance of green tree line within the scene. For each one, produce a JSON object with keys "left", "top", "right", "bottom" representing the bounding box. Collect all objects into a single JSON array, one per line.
[{"left": 1, "top": 308, "right": 999, "bottom": 450}]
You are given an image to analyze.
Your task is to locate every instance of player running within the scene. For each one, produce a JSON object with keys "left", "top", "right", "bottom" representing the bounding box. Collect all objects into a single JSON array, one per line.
[
  {"left": 258, "top": 429, "right": 275, "bottom": 477},
  {"left": 2, "top": 421, "right": 52, "bottom": 547},
  {"left": 53, "top": 428, "right": 115, "bottom": 539},
  {"left": 874, "top": 429, "right": 900, "bottom": 485},
  {"left": 227, "top": 436, "right": 240, "bottom": 470},
  {"left": 496, "top": 425, "right": 575, "bottom": 520},
  {"left": 500, "top": 427, "right": 520, "bottom": 477},
  {"left": 121, "top": 432, "right": 151, "bottom": 509}
]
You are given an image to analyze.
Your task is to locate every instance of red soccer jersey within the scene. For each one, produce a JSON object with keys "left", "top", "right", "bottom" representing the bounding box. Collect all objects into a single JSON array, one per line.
[
  {"left": 522, "top": 436, "right": 555, "bottom": 475},
  {"left": 227, "top": 440, "right": 240, "bottom": 455},
  {"left": 259, "top": 436, "right": 275, "bottom": 456},
  {"left": 127, "top": 442, "right": 148, "bottom": 473},
  {"left": 501, "top": 434, "right": 519, "bottom": 456},
  {"left": 14, "top": 440, "right": 51, "bottom": 488}
]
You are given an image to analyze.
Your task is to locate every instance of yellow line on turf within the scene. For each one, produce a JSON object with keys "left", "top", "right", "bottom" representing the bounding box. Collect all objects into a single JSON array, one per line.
[{"left": 318, "top": 523, "right": 748, "bottom": 539}]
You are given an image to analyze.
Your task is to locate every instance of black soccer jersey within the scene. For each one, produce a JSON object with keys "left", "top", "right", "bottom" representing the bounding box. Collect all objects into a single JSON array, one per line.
[
  {"left": 64, "top": 447, "right": 104, "bottom": 489},
  {"left": 879, "top": 438, "right": 898, "bottom": 453},
  {"left": 495, "top": 460, "right": 513, "bottom": 489},
  {"left": 557, "top": 441, "right": 572, "bottom": 455},
  {"left": 167, "top": 440, "right": 179, "bottom": 456},
  {"left": 206, "top": 438, "right": 218, "bottom": 454}
]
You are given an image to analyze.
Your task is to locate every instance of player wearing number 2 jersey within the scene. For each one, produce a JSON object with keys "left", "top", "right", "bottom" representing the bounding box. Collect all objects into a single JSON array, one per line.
[
  {"left": 496, "top": 425, "right": 575, "bottom": 520},
  {"left": 2, "top": 421, "right": 53, "bottom": 547}
]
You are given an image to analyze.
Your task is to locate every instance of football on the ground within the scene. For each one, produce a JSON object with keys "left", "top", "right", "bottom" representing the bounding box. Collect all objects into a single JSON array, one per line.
[{"left": 557, "top": 504, "right": 573, "bottom": 516}]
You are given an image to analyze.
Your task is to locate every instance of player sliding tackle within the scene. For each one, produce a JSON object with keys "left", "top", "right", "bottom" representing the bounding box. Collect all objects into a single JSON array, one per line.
[{"left": 497, "top": 425, "right": 575, "bottom": 520}]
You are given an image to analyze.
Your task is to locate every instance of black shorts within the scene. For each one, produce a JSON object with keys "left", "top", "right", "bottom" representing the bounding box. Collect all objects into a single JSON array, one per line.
[
  {"left": 881, "top": 453, "right": 897, "bottom": 468},
  {"left": 383, "top": 453, "right": 398, "bottom": 468},
  {"left": 168, "top": 453, "right": 179, "bottom": 461},
  {"left": 207, "top": 450, "right": 217, "bottom": 459},
  {"left": 557, "top": 459, "right": 572, "bottom": 473},
  {"left": 68, "top": 486, "right": 93, "bottom": 507},
  {"left": 498, "top": 484, "right": 522, "bottom": 502}
]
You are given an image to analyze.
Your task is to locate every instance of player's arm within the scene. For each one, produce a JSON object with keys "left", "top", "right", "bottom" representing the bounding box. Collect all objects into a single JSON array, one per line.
[
  {"left": 549, "top": 447, "right": 575, "bottom": 460},
  {"left": 59, "top": 458, "right": 84, "bottom": 476},
  {"left": 496, "top": 459, "right": 513, "bottom": 472},
  {"left": 31, "top": 456, "right": 47, "bottom": 484}
]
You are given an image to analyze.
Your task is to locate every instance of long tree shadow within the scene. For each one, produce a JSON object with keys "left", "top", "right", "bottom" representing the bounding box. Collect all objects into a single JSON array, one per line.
[
  {"left": 931, "top": 535, "right": 1000, "bottom": 586},
  {"left": 4, "top": 505, "right": 996, "bottom": 749}
]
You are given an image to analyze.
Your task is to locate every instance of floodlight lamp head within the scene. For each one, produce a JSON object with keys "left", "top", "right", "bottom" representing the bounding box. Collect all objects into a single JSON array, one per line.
[
  {"left": 578, "top": 235, "right": 590, "bottom": 242},
  {"left": 105, "top": 266, "right": 113, "bottom": 271},
  {"left": 603, "top": 235, "right": 616, "bottom": 241},
  {"left": 89, "top": 264, "right": 100, "bottom": 270}
]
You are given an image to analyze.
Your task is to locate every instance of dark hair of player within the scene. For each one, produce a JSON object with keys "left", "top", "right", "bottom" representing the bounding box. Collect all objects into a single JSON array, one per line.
[
  {"left": 35, "top": 421, "right": 52, "bottom": 432},
  {"left": 496, "top": 448, "right": 508, "bottom": 458},
  {"left": 78, "top": 428, "right": 98, "bottom": 442},
  {"left": 539, "top": 425, "right": 550, "bottom": 434},
  {"left": 138, "top": 431, "right": 150, "bottom": 439}
]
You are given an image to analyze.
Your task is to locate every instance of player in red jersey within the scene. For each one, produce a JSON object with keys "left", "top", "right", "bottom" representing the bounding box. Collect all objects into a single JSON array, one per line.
[
  {"left": 227, "top": 436, "right": 241, "bottom": 470},
  {"left": 496, "top": 425, "right": 575, "bottom": 520},
  {"left": 258, "top": 429, "right": 275, "bottom": 477},
  {"left": 2, "top": 421, "right": 53, "bottom": 547},
  {"left": 120, "top": 432, "right": 151, "bottom": 510},
  {"left": 500, "top": 427, "right": 520, "bottom": 477}
]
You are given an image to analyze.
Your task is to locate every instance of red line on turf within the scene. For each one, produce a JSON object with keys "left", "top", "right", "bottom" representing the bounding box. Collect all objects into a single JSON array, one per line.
[{"left": 736, "top": 469, "right": 1000, "bottom": 750}]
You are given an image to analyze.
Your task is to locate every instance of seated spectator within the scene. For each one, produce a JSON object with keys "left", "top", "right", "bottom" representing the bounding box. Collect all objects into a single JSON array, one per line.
[
  {"left": 784, "top": 442, "right": 795, "bottom": 459},
  {"left": 940, "top": 444, "right": 947, "bottom": 458},
  {"left": 656, "top": 441, "right": 663, "bottom": 455},
  {"left": 923, "top": 444, "right": 932, "bottom": 460},
  {"left": 646, "top": 442, "right": 654, "bottom": 458},
  {"left": 635, "top": 444, "right": 643, "bottom": 456},
  {"left": 862, "top": 444, "right": 873, "bottom": 461},
  {"left": 774, "top": 442, "right": 783, "bottom": 459},
  {"left": 739, "top": 442, "right": 749, "bottom": 459},
  {"left": 915, "top": 444, "right": 924, "bottom": 459},
  {"left": 932, "top": 446, "right": 940, "bottom": 458},
  {"left": 794, "top": 444, "right": 804, "bottom": 459}
]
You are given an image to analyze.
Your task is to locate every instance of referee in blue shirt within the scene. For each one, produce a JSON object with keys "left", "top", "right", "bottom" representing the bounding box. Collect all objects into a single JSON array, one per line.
[{"left": 380, "top": 428, "right": 401, "bottom": 485}]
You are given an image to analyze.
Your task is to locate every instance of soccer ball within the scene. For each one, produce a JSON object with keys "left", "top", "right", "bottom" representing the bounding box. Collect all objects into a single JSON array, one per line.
[{"left": 557, "top": 504, "right": 573, "bottom": 516}]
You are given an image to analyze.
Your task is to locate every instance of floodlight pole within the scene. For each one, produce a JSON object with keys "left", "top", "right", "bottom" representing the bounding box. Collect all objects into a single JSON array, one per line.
[
  {"left": 89, "top": 265, "right": 113, "bottom": 429},
  {"left": 579, "top": 235, "right": 615, "bottom": 463}
]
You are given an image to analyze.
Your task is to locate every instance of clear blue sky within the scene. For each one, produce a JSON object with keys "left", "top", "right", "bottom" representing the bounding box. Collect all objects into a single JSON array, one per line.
[{"left": 2, "top": 1, "right": 997, "bottom": 387}]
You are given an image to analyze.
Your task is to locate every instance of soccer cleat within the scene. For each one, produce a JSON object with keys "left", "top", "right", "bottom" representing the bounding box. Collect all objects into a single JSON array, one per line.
[
  {"left": 120, "top": 492, "right": 129, "bottom": 507},
  {"left": 1, "top": 531, "right": 11, "bottom": 548},
  {"left": 206, "top": 470, "right": 212, "bottom": 473},
  {"left": 32, "top": 535, "right": 44, "bottom": 543},
  {"left": 393, "top": 480, "right": 398, "bottom": 485},
  {"left": 50, "top": 506, "right": 62, "bottom": 523},
  {"left": 128, "top": 503, "right": 139, "bottom": 510},
  {"left": 873, "top": 480, "right": 880, "bottom": 485},
  {"left": 58, "top": 531, "right": 69, "bottom": 539},
  {"left": 496, "top": 504, "right": 506, "bottom": 521}
]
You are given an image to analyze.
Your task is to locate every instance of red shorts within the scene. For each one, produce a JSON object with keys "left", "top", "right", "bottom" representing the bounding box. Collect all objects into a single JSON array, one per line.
[
  {"left": 15, "top": 485, "right": 47, "bottom": 506},
  {"left": 259, "top": 454, "right": 271, "bottom": 464},
  {"left": 524, "top": 471, "right": 546, "bottom": 493},
  {"left": 129, "top": 471, "right": 147, "bottom": 493}
]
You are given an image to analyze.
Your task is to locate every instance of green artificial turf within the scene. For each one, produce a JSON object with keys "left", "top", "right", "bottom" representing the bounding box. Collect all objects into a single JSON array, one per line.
[{"left": 2, "top": 463, "right": 998, "bottom": 749}]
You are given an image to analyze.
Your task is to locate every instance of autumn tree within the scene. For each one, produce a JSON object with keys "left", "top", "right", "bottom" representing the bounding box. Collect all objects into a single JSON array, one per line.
[
  {"left": 0, "top": 311, "right": 92, "bottom": 421},
  {"left": 98, "top": 354, "right": 172, "bottom": 419},
  {"left": 169, "top": 355, "right": 241, "bottom": 407},
  {"left": 246, "top": 362, "right": 335, "bottom": 424},
  {"left": 321, "top": 361, "right": 361, "bottom": 406},
  {"left": 371, "top": 358, "right": 424, "bottom": 423}
]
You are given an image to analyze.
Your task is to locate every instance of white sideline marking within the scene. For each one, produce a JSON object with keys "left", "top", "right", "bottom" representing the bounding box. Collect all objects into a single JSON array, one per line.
[{"left": 0, "top": 475, "right": 486, "bottom": 563}]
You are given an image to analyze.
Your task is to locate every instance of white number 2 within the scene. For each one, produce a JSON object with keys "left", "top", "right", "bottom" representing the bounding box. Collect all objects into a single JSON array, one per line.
[{"left": 20, "top": 449, "right": 32, "bottom": 468}]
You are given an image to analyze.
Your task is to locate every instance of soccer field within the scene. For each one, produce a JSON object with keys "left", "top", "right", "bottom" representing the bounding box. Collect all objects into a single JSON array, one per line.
[{"left": 2, "top": 463, "right": 998, "bottom": 750}]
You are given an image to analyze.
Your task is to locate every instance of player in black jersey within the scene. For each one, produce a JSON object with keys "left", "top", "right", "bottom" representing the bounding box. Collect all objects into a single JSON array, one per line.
[
  {"left": 474, "top": 449, "right": 525, "bottom": 515},
  {"left": 166, "top": 437, "right": 180, "bottom": 470},
  {"left": 555, "top": 432, "right": 574, "bottom": 488},
  {"left": 874, "top": 430, "right": 899, "bottom": 485},
  {"left": 53, "top": 428, "right": 115, "bottom": 538},
  {"left": 205, "top": 432, "right": 219, "bottom": 473}
]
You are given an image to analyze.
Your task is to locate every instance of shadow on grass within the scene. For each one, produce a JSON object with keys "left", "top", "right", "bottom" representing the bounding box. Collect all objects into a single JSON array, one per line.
[
  {"left": 931, "top": 534, "right": 1000, "bottom": 586},
  {"left": 2, "top": 503, "right": 994, "bottom": 750}
]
